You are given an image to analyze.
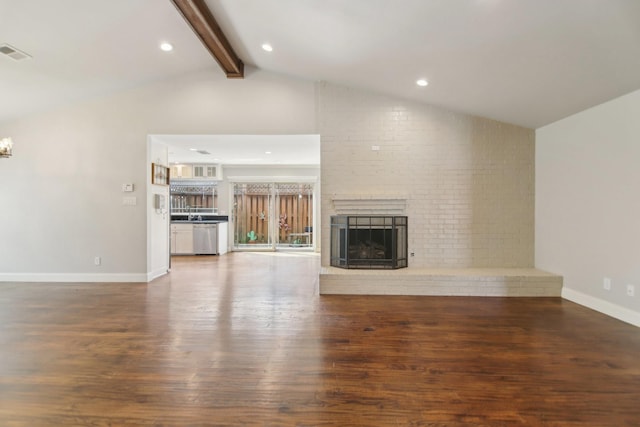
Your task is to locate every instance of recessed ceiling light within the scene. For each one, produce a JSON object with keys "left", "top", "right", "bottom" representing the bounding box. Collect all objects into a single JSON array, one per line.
[
  {"left": 265, "top": 151, "right": 272, "bottom": 154},
  {"left": 416, "top": 79, "right": 429, "bottom": 87},
  {"left": 261, "top": 43, "right": 273, "bottom": 52},
  {"left": 160, "top": 42, "right": 173, "bottom": 52},
  {"left": 189, "top": 148, "right": 198, "bottom": 151}
]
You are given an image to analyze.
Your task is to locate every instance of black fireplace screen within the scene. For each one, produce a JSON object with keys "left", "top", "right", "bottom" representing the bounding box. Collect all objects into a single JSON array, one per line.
[{"left": 330, "top": 215, "right": 407, "bottom": 269}]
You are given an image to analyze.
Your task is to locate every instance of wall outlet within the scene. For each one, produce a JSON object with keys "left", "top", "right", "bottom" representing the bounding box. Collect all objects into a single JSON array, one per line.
[
  {"left": 626, "top": 284, "right": 635, "bottom": 297},
  {"left": 603, "top": 277, "right": 611, "bottom": 291},
  {"left": 94, "top": 256, "right": 101, "bottom": 266}
]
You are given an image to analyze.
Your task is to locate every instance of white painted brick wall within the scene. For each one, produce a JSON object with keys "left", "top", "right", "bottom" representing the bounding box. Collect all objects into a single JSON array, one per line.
[{"left": 319, "top": 82, "right": 534, "bottom": 268}]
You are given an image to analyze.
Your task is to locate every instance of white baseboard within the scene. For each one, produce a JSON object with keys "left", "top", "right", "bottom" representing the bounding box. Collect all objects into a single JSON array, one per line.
[
  {"left": 562, "top": 287, "right": 640, "bottom": 327},
  {"left": 146, "top": 268, "right": 169, "bottom": 282},
  {"left": 0, "top": 273, "right": 149, "bottom": 283}
]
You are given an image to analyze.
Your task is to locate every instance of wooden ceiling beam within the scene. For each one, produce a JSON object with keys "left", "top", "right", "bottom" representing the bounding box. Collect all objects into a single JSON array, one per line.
[{"left": 171, "top": 0, "right": 244, "bottom": 78}]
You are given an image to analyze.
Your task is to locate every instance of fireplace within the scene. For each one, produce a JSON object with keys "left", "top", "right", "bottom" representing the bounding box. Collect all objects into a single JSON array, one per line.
[{"left": 330, "top": 215, "right": 408, "bottom": 269}]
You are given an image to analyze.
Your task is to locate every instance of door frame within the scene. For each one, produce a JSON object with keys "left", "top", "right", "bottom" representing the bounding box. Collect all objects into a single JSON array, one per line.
[{"left": 227, "top": 176, "right": 319, "bottom": 252}]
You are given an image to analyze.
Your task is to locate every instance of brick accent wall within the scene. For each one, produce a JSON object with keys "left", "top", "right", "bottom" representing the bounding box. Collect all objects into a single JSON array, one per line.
[{"left": 319, "top": 82, "right": 534, "bottom": 268}]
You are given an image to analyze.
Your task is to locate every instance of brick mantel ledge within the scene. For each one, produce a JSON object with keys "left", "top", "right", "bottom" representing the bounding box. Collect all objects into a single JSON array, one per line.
[{"left": 331, "top": 194, "right": 408, "bottom": 215}]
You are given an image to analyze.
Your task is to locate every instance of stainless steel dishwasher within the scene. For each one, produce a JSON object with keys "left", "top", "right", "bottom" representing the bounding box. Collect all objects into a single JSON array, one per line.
[{"left": 192, "top": 223, "right": 217, "bottom": 254}]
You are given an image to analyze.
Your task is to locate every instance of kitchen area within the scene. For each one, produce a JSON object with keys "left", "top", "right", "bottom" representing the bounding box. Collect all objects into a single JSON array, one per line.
[
  {"left": 169, "top": 163, "right": 228, "bottom": 256},
  {"left": 146, "top": 134, "right": 320, "bottom": 281},
  {"left": 150, "top": 133, "right": 321, "bottom": 260}
]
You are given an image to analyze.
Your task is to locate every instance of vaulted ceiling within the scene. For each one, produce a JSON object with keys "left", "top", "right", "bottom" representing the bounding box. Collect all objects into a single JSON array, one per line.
[{"left": 1, "top": 0, "right": 640, "bottom": 128}]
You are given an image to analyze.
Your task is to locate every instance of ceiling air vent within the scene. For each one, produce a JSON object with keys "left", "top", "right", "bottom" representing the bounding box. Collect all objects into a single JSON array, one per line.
[{"left": 0, "top": 44, "right": 32, "bottom": 61}]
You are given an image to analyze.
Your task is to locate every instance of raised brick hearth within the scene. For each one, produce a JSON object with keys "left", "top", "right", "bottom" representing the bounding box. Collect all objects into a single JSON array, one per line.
[{"left": 319, "top": 267, "right": 563, "bottom": 296}]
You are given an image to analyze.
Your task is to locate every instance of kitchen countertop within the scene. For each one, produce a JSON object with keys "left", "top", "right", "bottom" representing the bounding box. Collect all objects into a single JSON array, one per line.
[
  {"left": 170, "top": 214, "right": 229, "bottom": 224},
  {"left": 171, "top": 220, "right": 227, "bottom": 224}
]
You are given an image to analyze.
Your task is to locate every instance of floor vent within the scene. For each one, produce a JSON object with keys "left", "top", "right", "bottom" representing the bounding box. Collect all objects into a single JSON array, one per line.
[{"left": 0, "top": 44, "right": 32, "bottom": 61}]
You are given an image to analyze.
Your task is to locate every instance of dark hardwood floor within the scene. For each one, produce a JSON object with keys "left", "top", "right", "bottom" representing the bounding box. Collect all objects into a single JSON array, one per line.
[{"left": 1, "top": 252, "right": 639, "bottom": 426}]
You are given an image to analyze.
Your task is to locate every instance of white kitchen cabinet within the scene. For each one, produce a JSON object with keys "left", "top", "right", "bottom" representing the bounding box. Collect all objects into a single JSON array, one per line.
[
  {"left": 171, "top": 222, "right": 227, "bottom": 255},
  {"left": 192, "top": 164, "right": 221, "bottom": 179},
  {"left": 217, "top": 222, "right": 228, "bottom": 255},
  {"left": 170, "top": 164, "right": 192, "bottom": 179},
  {"left": 171, "top": 223, "right": 194, "bottom": 254}
]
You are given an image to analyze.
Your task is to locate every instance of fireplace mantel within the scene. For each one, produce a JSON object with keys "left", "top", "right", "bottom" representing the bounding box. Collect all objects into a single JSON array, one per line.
[{"left": 331, "top": 194, "right": 407, "bottom": 215}]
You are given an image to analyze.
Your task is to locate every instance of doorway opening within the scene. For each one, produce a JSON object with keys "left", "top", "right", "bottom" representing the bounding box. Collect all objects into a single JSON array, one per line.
[{"left": 232, "top": 182, "right": 315, "bottom": 251}]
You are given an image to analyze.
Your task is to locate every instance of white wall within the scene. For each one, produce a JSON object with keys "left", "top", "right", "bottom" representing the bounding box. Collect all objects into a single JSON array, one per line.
[
  {"left": 536, "top": 89, "right": 640, "bottom": 325},
  {"left": 0, "top": 67, "right": 317, "bottom": 281}
]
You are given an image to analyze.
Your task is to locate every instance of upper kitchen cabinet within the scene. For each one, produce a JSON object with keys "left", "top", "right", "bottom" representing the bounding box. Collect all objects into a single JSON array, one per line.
[
  {"left": 170, "top": 164, "right": 222, "bottom": 181},
  {"left": 171, "top": 164, "right": 192, "bottom": 179},
  {"left": 193, "top": 164, "right": 222, "bottom": 180}
]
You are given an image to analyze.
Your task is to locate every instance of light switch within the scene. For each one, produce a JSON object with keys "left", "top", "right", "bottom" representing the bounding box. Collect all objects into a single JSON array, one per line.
[
  {"left": 122, "top": 196, "right": 137, "bottom": 206},
  {"left": 122, "top": 183, "right": 134, "bottom": 192}
]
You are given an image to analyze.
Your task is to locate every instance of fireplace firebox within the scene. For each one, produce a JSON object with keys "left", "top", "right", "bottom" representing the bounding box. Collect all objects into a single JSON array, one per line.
[{"left": 330, "top": 215, "right": 408, "bottom": 269}]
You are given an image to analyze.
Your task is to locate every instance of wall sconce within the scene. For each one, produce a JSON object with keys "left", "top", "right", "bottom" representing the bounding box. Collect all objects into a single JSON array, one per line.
[{"left": 0, "top": 137, "right": 13, "bottom": 158}]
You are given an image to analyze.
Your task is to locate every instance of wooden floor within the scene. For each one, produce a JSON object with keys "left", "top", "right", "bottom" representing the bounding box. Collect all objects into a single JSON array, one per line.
[{"left": 1, "top": 252, "right": 639, "bottom": 426}]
